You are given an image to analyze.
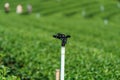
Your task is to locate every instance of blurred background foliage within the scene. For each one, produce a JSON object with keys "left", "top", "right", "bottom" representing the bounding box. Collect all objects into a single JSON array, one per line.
[{"left": 0, "top": 0, "right": 120, "bottom": 80}]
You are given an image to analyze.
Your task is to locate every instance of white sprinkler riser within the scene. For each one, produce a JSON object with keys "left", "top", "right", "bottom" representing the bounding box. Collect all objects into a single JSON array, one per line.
[{"left": 61, "top": 47, "right": 65, "bottom": 80}]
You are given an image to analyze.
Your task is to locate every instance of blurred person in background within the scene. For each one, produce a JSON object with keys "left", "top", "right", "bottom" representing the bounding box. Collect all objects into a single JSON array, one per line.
[
  {"left": 27, "top": 4, "right": 32, "bottom": 14},
  {"left": 4, "top": 2, "right": 10, "bottom": 13},
  {"left": 16, "top": 4, "right": 23, "bottom": 14}
]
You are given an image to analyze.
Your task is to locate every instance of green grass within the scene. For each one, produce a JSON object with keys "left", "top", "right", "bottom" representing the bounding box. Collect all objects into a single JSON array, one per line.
[{"left": 0, "top": 0, "right": 120, "bottom": 80}]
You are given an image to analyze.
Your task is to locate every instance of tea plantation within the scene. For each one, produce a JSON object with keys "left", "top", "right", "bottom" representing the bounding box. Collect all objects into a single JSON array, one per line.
[{"left": 0, "top": 0, "right": 120, "bottom": 80}]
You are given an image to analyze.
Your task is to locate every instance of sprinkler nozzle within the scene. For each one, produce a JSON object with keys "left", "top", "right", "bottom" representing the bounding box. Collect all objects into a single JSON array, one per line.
[{"left": 53, "top": 33, "right": 71, "bottom": 46}]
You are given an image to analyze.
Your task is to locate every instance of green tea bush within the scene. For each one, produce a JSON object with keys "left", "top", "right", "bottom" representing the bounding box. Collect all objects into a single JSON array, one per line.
[{"left": 0, "top": 0, "right": 120, "bottom": 80}]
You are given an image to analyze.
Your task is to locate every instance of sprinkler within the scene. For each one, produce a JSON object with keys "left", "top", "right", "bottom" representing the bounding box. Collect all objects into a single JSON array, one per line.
[{"left": 53, "top": 33, "right": 71, "bottom": 80}]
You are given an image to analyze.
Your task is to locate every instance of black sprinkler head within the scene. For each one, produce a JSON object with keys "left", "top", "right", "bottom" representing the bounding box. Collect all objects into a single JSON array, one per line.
[{"left": 53, "top": 33, "right": 71, "bottom": 46}]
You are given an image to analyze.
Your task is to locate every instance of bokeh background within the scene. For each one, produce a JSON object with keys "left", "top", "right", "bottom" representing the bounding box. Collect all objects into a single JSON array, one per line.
[{"left": 0, "top": 0, "right": 120, "bottom": 80}]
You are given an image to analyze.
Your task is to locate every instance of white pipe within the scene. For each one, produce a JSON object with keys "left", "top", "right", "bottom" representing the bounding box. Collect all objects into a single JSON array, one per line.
[{"left": 60, "top": 47, "right": 65, "bottom": 80}]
